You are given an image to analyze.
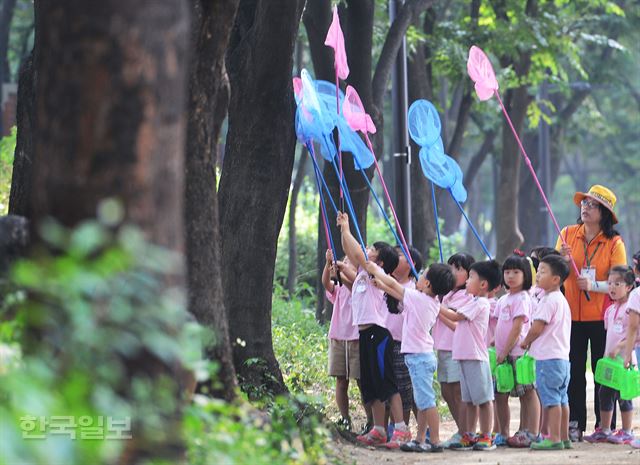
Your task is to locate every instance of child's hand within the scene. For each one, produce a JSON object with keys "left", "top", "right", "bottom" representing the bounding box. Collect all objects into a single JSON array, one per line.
[
  {"left": 364, "top": 261, "right": 376, "bottom": 274},
  {"left": 497, "top": 354, "right": 506, "bottom": 365},
  {"left": 520, "top": 341, "right": 530, "bottom": 351},
  {"left": 325, "top": 248, "right": 334, "bottom": 264},
  {"left": 336, "top": 212, "right": 350, "bottom": 230}
]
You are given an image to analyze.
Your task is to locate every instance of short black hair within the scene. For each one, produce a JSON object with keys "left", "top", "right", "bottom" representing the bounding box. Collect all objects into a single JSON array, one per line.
[
  {"left": 609, "top": 265, "right": 635, "bottom": 287},
  {"left": 373, "top": 241, "right": 399, "bottom": 275},
  {"left": 394, "top": 245, "right": 424, "bottom": 279},
  {"left": 502, "top": 255, "right": 533, "bottom": 291},
  {"left": 448, "top": 252, "right": 476, "bottom": 273},
  {"left": 540, "top": 254, "right": 570, "bottom": 283},
  {"left": 425, "top": 263, "right": 456, "bottom": 297},
  {"left": 470, "top": 259, "right": 502, "bottom": 290},
  {"left": 529, "top": 246, "right": 560, "bottom": 271}
]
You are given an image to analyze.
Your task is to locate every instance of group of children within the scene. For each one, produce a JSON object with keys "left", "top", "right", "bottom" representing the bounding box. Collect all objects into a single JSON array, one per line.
[{"left": 323, "top": 211, "right": 640, "bottom": 452}]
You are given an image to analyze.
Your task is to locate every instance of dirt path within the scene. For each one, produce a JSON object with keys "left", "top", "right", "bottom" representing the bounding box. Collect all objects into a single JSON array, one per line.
[{"left": 329, "top": 377, "right": 640, "bottom": 465}]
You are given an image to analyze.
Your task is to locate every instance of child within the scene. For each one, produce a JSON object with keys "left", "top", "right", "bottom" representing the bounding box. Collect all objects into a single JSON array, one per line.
[
  {"left": 494, "top": 255, "right": 540, "bottom": 448},
  {"left": 584, "top": 266, "right": 636, "bottom": 445},
  {"left": 384, "top": 246, "right": 423, "bottom": 437},
  {"left": 528, "top": 247, "right": 562, "bottom": 304},
  {"left": 439, "top": 259, "right": 502, "bottom": 451},
  {"left": 336, "top": 212, "right": 408, "bottom": 447},
  {"left": 622, "top": 255, "right": 640, "bottom": 449},
  {"left": 322, "top": 249, "right": 360, "bottom": 431},
  {"left": 434, "top": 253, "right": 475, "bottom": 447},
  {"left": 521, "top": 254, "right": 571, "bottom": 450},
  {"left": 366, "top": 261, "right": 455, "bottom": 452}
]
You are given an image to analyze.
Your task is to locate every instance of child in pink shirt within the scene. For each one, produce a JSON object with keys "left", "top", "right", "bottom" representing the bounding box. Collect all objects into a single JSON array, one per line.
[
  {"left": 322, "top": 249, "right": 359, "bottom": 431},
  {"left": 494, "top": 255, "right": 539, "bottom": 448},
  {"left": 521, "top": 254, "right": 571, "bottom": 450},
  {"left": 439, "top": 259, "right": 502, "bottom": 451},
  {"left": 584, "top": 266, "right": 636, "bottom": 445},
  {"left": 434, "top": 252, "right": 475, "bottom": 446},
  {"left": 366, "top": 261, "right": 455, "bottom": 452}
]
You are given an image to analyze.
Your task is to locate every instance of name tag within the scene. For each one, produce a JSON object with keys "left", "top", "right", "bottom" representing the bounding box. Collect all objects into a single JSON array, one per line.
[
  {"left": 581, "top": 266, "right": 596, "bottom": 282},
  {"left": 355, "top": 282, "right": 366, "bottom": 293},
  {"left": 613, "top": 322, "right": 624, "bottom": 334}
]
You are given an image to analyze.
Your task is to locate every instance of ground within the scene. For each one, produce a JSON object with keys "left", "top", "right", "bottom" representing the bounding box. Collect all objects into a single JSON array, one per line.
[{"left": 329, "top": 376, "right": 640, "bottom": 465}]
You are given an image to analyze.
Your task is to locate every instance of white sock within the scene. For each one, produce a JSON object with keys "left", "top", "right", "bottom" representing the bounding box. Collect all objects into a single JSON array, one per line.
[
  {"left": 602, "top": 428, "right": 612, "bottom": 434},
  {"left": 395, "top": 422, "right": 407, "bottom": 431},
  {"left": 623, "top": 429, "right": 632, "bottom": 434},
  {"left": 374, "top": 425, "right": 385, "bottom": 434}
]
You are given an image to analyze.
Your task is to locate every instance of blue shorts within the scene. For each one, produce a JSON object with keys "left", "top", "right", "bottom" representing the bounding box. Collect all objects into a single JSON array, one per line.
[
  {"left": 404, "top": 352, "right": 437, "bottom": 410},
  {"left": 536, "top": 359, "right": 570, "bottom": 408}
]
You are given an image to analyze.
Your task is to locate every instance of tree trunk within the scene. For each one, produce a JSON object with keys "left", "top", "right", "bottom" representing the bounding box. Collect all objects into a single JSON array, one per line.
[
  {"left": 219, "top": 0, "right": 304, "bottom": 397},
  {"left": 407, "top": 8, "right": 436, "bottom": 258},
  {"left": 30, "top": 1, "right": 190, "bottom": 461},
  {"left": 8, "top": 0, "right": 40, "bottom": 217},
  {"left": 287, "top": 148, "right": 308, "bottom": 297},
  {"left": 185, "top": 0, "right": 238, "bottom": 402}
]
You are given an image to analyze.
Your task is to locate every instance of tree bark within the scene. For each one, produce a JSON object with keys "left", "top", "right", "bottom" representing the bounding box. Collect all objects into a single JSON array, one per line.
[
  {"left": 287, "top": 148, "right": 308, "bottom": 297},
  {"left": 185, "top": 0, "right": 238, "bottom": 402},
  {"left": 219, "top": 0, "right": 304, "bottom": 397},
  {"left": 30, "top": 2, "right": 190, "bottom": 461}
]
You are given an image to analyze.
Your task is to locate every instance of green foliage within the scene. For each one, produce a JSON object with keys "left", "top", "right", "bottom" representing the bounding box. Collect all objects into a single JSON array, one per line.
[
  {"left": 0, "top": 212, "right": 209, "bottom": 465},
  {"left": 0, "top": 126, "right": 16, "bottom": 214}
]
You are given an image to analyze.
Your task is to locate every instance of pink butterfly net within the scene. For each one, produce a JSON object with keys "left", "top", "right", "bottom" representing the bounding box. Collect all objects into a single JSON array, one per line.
[
  {"left": 343, "top": 86, "right": 376, "bottom": 135},
  {"left": 467, "top": 45, "right": 498, "bottom": 101},
  {"left": 324, "top": 5, "right": 349, "bottom": 80}
]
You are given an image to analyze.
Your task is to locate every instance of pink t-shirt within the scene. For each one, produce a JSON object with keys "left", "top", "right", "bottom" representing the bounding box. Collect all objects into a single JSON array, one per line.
[
  {"left": 604, "top": 301, "right": 631, "bottom": 355},
  {"left": 529, "top": 290, "right": 571, "bottom": 360},
  {"left": 434, "top": 289, "right": 473, "bottom": 351},
  {"left": 494, "top": 291, "right": 531, "bottom": 357},
  {"left": 386, "top": 280, "right": 416, "bottom": 341},
  {"left": 485, "top": 297, "right": 498, "bottom": 347},
  {"left": 628, "top": 288, "right": 640, "bottom": 346},
  {"left": 452, "top": 296, "right": 491, "bottom": 361},
  {"left": 400, "top": 288, "right": 439, "bottom": 354},
  {"left": 327, "top": 284, "right": 358, "bottom": 341},
  {"left": 530, "top": 285, "right": 545, "bottom": 304},
  {"left": 351, "top": 266, "right": 387, "bottom": 328}
]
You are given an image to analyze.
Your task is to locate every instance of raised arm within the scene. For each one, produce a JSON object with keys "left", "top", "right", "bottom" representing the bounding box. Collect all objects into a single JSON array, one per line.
[
  {"left": 337, "top": 212, "right": 366, "bottom": 269},
  {"left": 364, "top": 261, "right": 404, "bottom": 301},
  {"left": 321, "top": 249, "right": 335, "bottom": 293}
]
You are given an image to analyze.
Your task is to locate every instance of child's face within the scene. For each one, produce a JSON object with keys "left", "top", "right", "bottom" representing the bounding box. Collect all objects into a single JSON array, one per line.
[
  {"left": 504, "top": 268, "right": 524, "bottom": 292},
  {"left": 536, "top": 262, "right": 558, "bottom": 291},
  {"left": 416, "top": 270, "right": 429, "bottom": 292},
  {"left": 465, "top": 269, "right": 483, "bottom": 296},
  {"left": 607, "top": 273, "right": 632, "bottom": 301},
  {"left": 451, "top": 264, "right": 469, "bottom": 288},
  {"left": 394, "top": 252, "right": 410, "bottom": 278},
  {"left": 367, "top": 246, "right": 379, "bottom": 263}
]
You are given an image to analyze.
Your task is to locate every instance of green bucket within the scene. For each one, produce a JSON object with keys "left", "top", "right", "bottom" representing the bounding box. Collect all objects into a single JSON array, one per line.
[
  {"left": 620, "top": 366, "right": 640, "bottom": 400},
  {"left": 495, "top": 362, "right": 515, "bottom": 393},
  {"left": 488, "top": 347, "right": 497, "bottom": 374},
  {"left": 594, "top": 356, "right": 625, "bottom": 390},
  {"left": 516, "top": 352, "right": 536, "bottom": 385}
]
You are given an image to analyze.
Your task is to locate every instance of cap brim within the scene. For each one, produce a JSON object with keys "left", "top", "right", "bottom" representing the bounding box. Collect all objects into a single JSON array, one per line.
[{"left": 574, "top": 192, "right": 618, "bottom": 224}]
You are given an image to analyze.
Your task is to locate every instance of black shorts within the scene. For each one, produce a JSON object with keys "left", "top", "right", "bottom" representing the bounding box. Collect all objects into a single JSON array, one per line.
[
  {"left": 359, "top": 325, "right": 398, "bottom": 404},
  {"left": 599, "top": 385, "right": 633, "bottom": 412}
]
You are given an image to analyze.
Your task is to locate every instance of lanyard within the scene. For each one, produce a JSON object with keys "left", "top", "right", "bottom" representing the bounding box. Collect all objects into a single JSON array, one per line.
[
  {"left": 582, "top": 240, "right": 601, "bottom": 268},
  {"left": 612, "top": 302, "right": 623, "bottom": 321}
]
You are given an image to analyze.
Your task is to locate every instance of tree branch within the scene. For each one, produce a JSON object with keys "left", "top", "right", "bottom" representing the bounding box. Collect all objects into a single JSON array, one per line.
[
  {"left": 464, "top": 129, "right": 496, "bottom": 188},
  {"left": 371, "top": 0, "right": 436, "bottom": 108}
]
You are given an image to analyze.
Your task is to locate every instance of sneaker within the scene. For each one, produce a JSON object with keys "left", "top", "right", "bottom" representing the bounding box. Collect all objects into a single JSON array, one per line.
[
  {"left": 358, "top": 422, "right": 372, "bottom": 436},
  {"left": 428, "top": 443, "right": 444, "bottom": 453},
  {"left": 531, "top": 438, "right": 564, "bottom": 450},
  {"left": 442, "top": 432, "right": 462, "bottom": 448},
  {"left": 449, "top": 432, "right": 476, "bottom": 451},
  {"left": 630, "top": 438, "right": 640, "bottom": 449},
  {"left": 385, "top": 428, "right": 412, "bottom": 449},
  {"left": 608, "top": 430, "right": 635, "bottom": 445},
  {"left": 473, "top": 433, "right": 496, "bottom": 451},
  {"left": 507, "top": 430, "right": 532, "bottom": 448},
  {"left": 584, "top": 427, "right": 610, "bottom": 444},
  {"left": 563, "top": 440, "right": 572, "bottom": 449},
  {"left": 568, "top": 421, "right": 583, "bottom": 442},
  {"left": 494, "top": 433, "right": 508, "bottom": 447},
  {"left": 356, "top": 427, "right": 387, "bottom": 446},
  {"left": 400, "top": 440, "right": 431, "bottom": 452}
]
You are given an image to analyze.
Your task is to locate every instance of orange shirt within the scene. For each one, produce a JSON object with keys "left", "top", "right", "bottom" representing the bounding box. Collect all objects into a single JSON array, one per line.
[{"left": 555, "top": 224, "right": 627, "bottom": 322}]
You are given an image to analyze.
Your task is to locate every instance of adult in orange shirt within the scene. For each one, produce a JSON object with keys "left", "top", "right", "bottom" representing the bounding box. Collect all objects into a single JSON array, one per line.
[{"left": 556, "top": 185, "right": 627, "bottom": 442}]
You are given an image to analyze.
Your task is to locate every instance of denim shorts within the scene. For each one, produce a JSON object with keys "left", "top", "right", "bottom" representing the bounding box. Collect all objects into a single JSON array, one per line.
[
  {"left": 535, "top": 359, "right": 570, "bottom": 408},
  {"left": 404, "top": 352, "right": 438, "bottom": 410}
]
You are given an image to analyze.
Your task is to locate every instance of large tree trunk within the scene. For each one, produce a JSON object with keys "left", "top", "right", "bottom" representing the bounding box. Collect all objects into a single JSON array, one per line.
[
  {"left": 30, "top": 1, "right": 190, "bottom": 461},
  {"left": 8, "top": 0, "right": 40, "bottom": 217},
  {"left": 185, "top": 0, "right": 238, "bottom": 402},
  {"left": 407, "top": 8, "right": 436, "bottom": 258},
  {"left": 219, "top": 0, "right": 304, "bottom": 397}
]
